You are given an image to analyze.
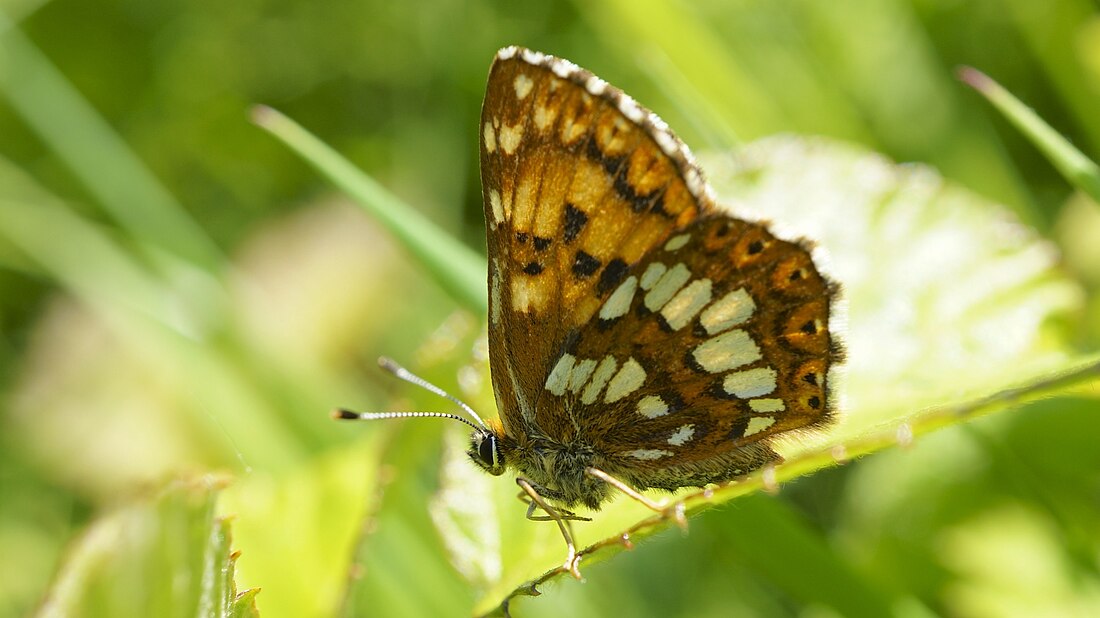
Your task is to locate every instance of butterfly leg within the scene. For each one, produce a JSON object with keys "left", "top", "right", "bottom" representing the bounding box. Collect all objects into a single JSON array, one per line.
[
  {"left": 585, "top": 467, "right": 687, "bottom": 529},
  {"left": 516, "top": 477, "right": 584, "bottom": 579},
  {"left": 515, "top": 491, "right": 591, "bottom": 522}
]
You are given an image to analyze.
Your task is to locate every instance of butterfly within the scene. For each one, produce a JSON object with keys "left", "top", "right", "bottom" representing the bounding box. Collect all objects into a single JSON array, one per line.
[{"left": 338, "top": 46, "right": 842, "bottom": 576}]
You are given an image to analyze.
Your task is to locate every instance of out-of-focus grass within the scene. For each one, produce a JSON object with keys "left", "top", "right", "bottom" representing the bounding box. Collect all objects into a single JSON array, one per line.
[{"left": 1, "top": 1, "right": 1099, "bottom": 617}]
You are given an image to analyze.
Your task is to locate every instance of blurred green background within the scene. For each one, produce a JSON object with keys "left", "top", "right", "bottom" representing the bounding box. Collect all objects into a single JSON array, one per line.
[{"left": 2, "top": 0, "right": 1100, "bottom": 617}]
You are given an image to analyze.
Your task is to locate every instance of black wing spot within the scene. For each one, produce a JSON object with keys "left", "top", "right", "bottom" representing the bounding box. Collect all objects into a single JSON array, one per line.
[
  {"left": 597, "top": 258, "right": 629, "bottom": 294},
  {"left": 533, "top": 236, "right": 552, "bottom": 251},
  {"left": 523, "top": 262, "right": 544, "bottom": 275},
  {"left": 708, "top": 379, "right": 739, "bottom": 400},
  {"left": 655, "top": 313, "right": 675, "bottom": 333},
  {"left": 587, "top": 139, "right": 629, "bottom": 185},
  {"left": 662, "top": 390, "right": 686, "bottom": 415},
  {"left": 799, "top": 320, "right": 818, "bottom": 335},
  {"left": 648, "top": 192, "right": 672, "bottom": 218},
  {"left": 808, "top": 395, "right": 822, "bottom": 409},
  {"left": 613, "top": 176, "right": 645, "bottom": 212},
  {"left": 587, "top": 138, "right": 656, "bottom": 213},
  {"left": 515, "top": 232, "right": 528, "bottom": 244},
  {"left": 748, "top": 240, "right": 765, "bottom": 255},
  {"left": 789, "top": 268, "right": 806, "bottom": 282},
  {"left": 802, "top": 372, "right": 819, "bottom": 386},
  {"left": 563, "top": 204, "right": 588, "bottom": 243},
  {"left": 614, "top": 174, "right": 658, "bottom": 214},
  {"left": 562, "top": 329, "right": 581, "bottom": 354},
  {"left": 572, "top": 250, "right": 601, "bottom": 278},
  {"left": 727, "top": 417, "right": 750, "bottom": 441},
  {"left": 684, "top": 350, "right": 707, "bottom": 374}
]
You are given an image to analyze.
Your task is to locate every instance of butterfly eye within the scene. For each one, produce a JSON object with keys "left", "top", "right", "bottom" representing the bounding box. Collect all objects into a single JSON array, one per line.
[
  {"left": 470, "top": 431, "right": 505, "bottom": 475},
  {"left": 478, "top": 434, "right": 496, "bottom": 465}
]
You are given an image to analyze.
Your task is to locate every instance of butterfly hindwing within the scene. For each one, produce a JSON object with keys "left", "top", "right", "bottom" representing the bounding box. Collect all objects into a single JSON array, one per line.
[{"left": 553, "top": 216, "right": 837, "bottom": 486}]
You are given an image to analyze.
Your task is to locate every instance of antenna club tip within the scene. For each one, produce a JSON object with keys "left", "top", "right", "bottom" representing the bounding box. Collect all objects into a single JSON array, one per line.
[
  {"left": 332, "top": 408, "right": 360, "bottom": 420},
  {"left": 378, "top": 356, "right": 401, "bottom": 373}
]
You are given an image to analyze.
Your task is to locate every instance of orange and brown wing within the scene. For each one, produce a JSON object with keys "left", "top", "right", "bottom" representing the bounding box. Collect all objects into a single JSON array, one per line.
[
  {"left": 480, "top": 48, "right": 710, "bottom": 443},
  {"left": 550, "top": 216, "right": 841, "bottom": 487},
  {"left": 480, "top": 48, "right": 841, "bottom": 488}
]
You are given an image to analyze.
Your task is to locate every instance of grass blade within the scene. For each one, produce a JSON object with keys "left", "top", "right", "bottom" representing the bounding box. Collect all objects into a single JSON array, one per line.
[
  {"left": 251, "top": 105, "right": 486, "bottom": 314},
  {"left": 959, "top": 66, "right": 1100, "bottom": 205}
]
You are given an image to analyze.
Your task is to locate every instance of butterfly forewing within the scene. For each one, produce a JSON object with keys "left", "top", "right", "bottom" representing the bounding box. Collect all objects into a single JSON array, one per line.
[
  {"left": 480, "top": 47, "right": 840, "bottom": 495},
  {"left": 481, "top": 50, "right": 705, "bottom": 440}
]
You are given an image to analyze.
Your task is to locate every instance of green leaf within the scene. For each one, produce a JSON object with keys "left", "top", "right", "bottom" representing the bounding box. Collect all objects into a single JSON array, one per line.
[
  {"left": 36, "top": 476, "right": 259, "bottom": 618},
  {"left": 428, "top": 136, "right": 1091, "bottom": 615},
  {"left": 216, "top": 441, "right": 383, "bottom": 618},
  {"left": 336, "top": 419, "right": 479, "bottom": 618}
]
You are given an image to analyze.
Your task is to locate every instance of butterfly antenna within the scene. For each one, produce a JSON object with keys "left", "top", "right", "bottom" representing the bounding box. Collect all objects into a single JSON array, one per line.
[
  {"left": 331, "top": 357, "right": 490, "bottom": 431},
  {"left": 331, "top": 409, "right": 483, "bottom": 433}
]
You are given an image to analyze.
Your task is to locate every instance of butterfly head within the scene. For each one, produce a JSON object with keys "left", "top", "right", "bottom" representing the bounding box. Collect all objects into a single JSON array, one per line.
[{"left": 468, "top": 426, "right": 506, "bottom": 476}]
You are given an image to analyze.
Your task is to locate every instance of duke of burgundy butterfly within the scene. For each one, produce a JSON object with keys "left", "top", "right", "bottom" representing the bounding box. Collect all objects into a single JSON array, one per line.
[{"left": 335, "top": 46, "right": 842, "bottom": 577}]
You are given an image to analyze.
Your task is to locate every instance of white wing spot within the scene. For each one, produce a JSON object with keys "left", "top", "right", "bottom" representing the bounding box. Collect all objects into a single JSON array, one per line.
[
  {"left": 567, "top": 359, "right": 597, "bottom": 393},
  {"left": 604, "top": 357, "right": 646, "bottom": 403},
  {"left": 644, "top": 262, "right": 691, "bottom": 311},
  {"left": 684, "top": 167, "right": 705, "bottom": 200},
  {"left": 499, "top": 123, "right": 523, "bottom": 155},
  {"left": 639, "top": 262, "right": 668, "bottom": 290},
  {"left": 692, "top": 329, "right": 761, "bottom": 373},
  {"left": 502, "top": 185, "right": 513, "bottom": 219},
  {"left": 667, "top": 424, "right": 695, "bottom": 446},
  {"left": 654, "top": 128, "right": 679, "bottom": 157},
  {"left": 618, "top": 95, "right": 645, "bottom": 123},
  {"left": 700, "top": 288, "right": 756, "bottom": 334},
  {"left": 723, "top": 367, "right": 778, "bottom": 398},
  {"left": 513, "top": 73, "right": 534, "bottom": 100},
  {"left": 489, "top": 189, "right": 503, "bottom": 225},
  {"left": 636, "top": 395, "right": 669, "bottom": 419},
  {"left": 513, "top": 173, "right": 535, "bottom": 225},
  {"left": 628, "top": 449, "right": 672, "bottom": 461},
  {"left": 585, "top": 75, "right": 608, "bottom": 96},
  {"left": 599, "top": 276, "right": 637, "bottom": 322},
  {"left": 483, "top": 121, "right": 497, "bottom": 153},
  {"left": 511, "top": 276, "right": 549, "bottom": 313},
  {"left": 664, "top": 233, "right": 690, "bottom": 251},
  {"left": 581, "top": 356, "right": 618, "bottom": 405},
  {"left": 661, "top": 278, "right": 712, "bottom": 330},
  {"left": 744, "top": 416, "right": 776, "bottom": 437},
  {"left": 749, "top": 398, "right": 786, "bottom": 413},
  {"left": 551, "top": 58, "right": 579, "bottom": 79},
  {"left": 520, "top": 49, "right": 546, "bottom": 65},
  {"left": 545, "top": 353, "right": 576, "bottom": 396},
  {"left": 534, "top": 105, "right": 553, "bottom": 131}
]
